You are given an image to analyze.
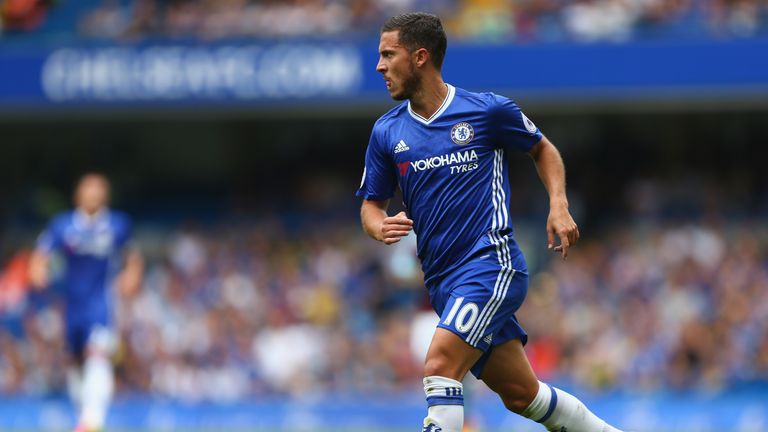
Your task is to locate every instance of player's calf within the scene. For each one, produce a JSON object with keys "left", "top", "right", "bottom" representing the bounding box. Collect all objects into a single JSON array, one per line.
[
  {"left": 495, "top": 379, "right": 539, "bottom": 414},
  {"left": 481, "top": 340, "right": 622, "bottom": 431},
  {"left": 520, "top": 381, "right": 623, "bottom": 432}
]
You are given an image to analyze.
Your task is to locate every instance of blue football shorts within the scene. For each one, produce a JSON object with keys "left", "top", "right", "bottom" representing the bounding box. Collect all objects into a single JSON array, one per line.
[
  {"left": 428, "top": 253, "right": 529, "bottom": 379},
  {"left": 66, "top": 320, "right": 115, "bottom": 359}
]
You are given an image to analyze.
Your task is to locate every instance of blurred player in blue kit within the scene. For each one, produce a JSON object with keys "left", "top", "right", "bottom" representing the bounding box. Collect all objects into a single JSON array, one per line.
[
  {"left": 357, "top": 13, "right": 622, "bottom": 432},
  {"left": 28, "top": 173, "right": 143, "bottom": 432}
]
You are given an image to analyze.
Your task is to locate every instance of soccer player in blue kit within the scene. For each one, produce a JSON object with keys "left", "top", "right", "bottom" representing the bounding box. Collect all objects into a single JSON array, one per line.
[
  {"left": 29, "top": 173, "right": 143, "bottom": 432},
  {"left": 357, "top": 13, "right": 623, "bottom": 432}
]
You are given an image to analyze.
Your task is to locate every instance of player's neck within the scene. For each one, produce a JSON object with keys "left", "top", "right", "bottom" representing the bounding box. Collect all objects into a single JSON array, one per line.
[
  {"left": 77, "top": 206, "right": 106, "bottom": 221},
  {"left": 409, "top": 78, "right": 448, "bottom": 120}
]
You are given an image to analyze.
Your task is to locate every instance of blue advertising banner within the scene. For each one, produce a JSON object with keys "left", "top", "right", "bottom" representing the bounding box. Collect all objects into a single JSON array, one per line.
[{"left": 1, "top": 39, "right": 767, "bottom": 108}]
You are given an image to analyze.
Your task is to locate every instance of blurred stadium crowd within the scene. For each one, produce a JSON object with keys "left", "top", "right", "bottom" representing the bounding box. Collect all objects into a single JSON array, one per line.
[
  {"left": 1, "top": 215, "right": 767, "bottom": 400},
  {"left": 1, "top": 0, "right": 767, "bottom": 41}
]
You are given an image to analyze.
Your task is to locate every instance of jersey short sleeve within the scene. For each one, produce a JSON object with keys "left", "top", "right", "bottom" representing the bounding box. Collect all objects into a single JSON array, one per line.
[
  {"left": 356, "top": 127, "right": 396, "bottom": 201},
  {"left": 36, "top": 216, "right": 65, "bottom": 254},
  {"left": 490, "top": 95, "right": 543, "bottom": 153}
]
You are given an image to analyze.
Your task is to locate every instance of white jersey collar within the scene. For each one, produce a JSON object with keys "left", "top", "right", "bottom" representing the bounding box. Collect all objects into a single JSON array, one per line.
[
  {"left": 73, "top": 207, "right": 110, "bottom": 230},
  {"left": 408, "top": 84, "right": 455, "bottom": 125}
]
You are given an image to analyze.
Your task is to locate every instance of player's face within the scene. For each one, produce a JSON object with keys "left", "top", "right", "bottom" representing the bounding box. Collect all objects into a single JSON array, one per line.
[
  {"left": 377, "top": 31, "right": 420, "bottom": 101},
  {"left": 75, "top": 175, "right": 110, "bottom": 215}
]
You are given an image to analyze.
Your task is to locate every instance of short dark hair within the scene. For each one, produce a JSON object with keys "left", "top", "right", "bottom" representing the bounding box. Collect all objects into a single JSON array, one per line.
[{"left": 382, "top": 12, "right": 447, "bottom": 70}]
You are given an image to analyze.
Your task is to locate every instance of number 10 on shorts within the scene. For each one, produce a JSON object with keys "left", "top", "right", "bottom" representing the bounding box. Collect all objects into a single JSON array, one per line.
[{"left": 443, "top": 297, "right": 480, "bottom": 334}]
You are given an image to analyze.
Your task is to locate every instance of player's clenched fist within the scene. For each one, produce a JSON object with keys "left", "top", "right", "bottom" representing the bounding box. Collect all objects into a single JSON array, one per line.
[{"left": 380, "top": 211, "right": 413, "bottom": 244}]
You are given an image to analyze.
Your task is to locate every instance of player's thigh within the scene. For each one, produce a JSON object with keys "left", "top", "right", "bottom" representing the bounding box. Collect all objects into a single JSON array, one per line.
[
  {"left": 424, "top": 327, "right": 484, "bottom": 381},
  {"left": 480, "top": 338, "right": 539, "bottom": 413},
  {"left": 426, "top": 262, "right": 523, "bottom": 381}
]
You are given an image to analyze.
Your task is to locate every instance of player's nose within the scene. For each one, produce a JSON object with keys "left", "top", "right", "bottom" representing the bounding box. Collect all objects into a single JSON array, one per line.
[{"left": 376, "top": 59, "right": 386, "bottom": 73}]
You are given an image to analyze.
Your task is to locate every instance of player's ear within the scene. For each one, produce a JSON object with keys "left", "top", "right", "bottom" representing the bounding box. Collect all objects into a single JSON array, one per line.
[{"left": 413, "top": 48, "right": 430, "bottom": 68}]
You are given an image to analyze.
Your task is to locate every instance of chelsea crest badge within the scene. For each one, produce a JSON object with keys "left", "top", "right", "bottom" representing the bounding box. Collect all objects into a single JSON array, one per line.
[{"left": 451, "top": 122, "right": 474, "bottom": 145}]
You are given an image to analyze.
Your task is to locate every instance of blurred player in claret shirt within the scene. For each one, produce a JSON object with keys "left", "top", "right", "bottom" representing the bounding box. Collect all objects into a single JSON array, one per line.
[
  {"left": 28, "top": 173, "right": 143, "bottom": 432},
  {"left": 357, "top": 13, "right": 622, "bottom": 432}
]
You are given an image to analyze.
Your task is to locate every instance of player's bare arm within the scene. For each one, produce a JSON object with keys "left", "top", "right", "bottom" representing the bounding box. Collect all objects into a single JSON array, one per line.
[
  {"left": 529, "top": 136, "right": 580, "bottom": 258},
  {"left": 360, "top": 199, "right": 413, "bottom": 245},
  {"left": 28, "top": 250, "right": 50, "bottom": 288},
  {"left": 117, "top": 248, "right": 144, "bottom": 297}
]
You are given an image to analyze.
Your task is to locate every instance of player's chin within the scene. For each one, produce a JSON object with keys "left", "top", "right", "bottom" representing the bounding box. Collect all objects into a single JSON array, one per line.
[{"left": 390, "top": 88, "right": 408, "bottom": 101}]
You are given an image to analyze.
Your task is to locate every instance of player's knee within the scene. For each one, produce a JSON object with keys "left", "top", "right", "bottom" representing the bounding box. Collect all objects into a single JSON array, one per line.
[
  {"left": 496, "top": 381, "right": 538, "bottom": 414},
  {"left": 424, "top": 354, "right": 451, "bottom": 378},
  {"left": 424, "top": 350, "right": 466, "bottom": 380}
]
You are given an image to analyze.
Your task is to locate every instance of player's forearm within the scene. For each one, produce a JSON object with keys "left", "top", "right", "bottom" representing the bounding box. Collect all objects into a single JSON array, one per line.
[
  {"left": 361, "top": 200, "right": 389, "bottom": 241},
  {"left": 28, "top": 251, "right": 50, "bottom": 288},
  {"left": 119, "top": 250, "right": 144, "bottom": 297},
  {"left": 531, "top": 139, "right": 569, "bottom": 208}
]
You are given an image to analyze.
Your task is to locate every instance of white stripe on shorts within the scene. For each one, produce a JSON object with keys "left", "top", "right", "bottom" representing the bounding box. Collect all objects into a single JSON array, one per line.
[{"left": 467, "top": 149, "right": 514, "bottom": 346}]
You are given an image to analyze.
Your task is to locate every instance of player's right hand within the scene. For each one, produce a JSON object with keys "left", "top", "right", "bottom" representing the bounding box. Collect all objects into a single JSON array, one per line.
[{"left": 379, "top": 211, "right": 413, "bottom": 245}]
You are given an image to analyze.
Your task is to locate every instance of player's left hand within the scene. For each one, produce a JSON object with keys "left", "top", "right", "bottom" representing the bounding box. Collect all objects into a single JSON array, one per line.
[{"left": 547, "top": 205, "right": 579, "bottom": 259}]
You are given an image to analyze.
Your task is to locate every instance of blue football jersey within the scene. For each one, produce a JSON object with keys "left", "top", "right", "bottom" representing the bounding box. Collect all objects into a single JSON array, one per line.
[
  {"left": 36, "top": 209, "right": 133, "bottom": 327},
  {"left": 356, "top": 85, "right": 543, "bottom": 287}
]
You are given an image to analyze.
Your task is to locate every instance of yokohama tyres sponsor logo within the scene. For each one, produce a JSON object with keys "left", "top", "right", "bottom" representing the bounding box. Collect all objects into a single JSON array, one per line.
[{"left": 409, "top": 150, "right": 478, "bottom": 172}]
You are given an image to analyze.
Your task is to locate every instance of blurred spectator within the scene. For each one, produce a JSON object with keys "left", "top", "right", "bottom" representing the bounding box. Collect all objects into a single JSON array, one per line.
[
  {"left": 561, "top": 0, "right": 639, "bottom": 41},
  {"left": 1, "top": 0, "right": 52, "bottom": 32},
  {"left": 709, "top": 0, "right": 763, "bottom": 38},
  {"left": 78, "top": 0, "right": 132, "bottom": 39}
]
